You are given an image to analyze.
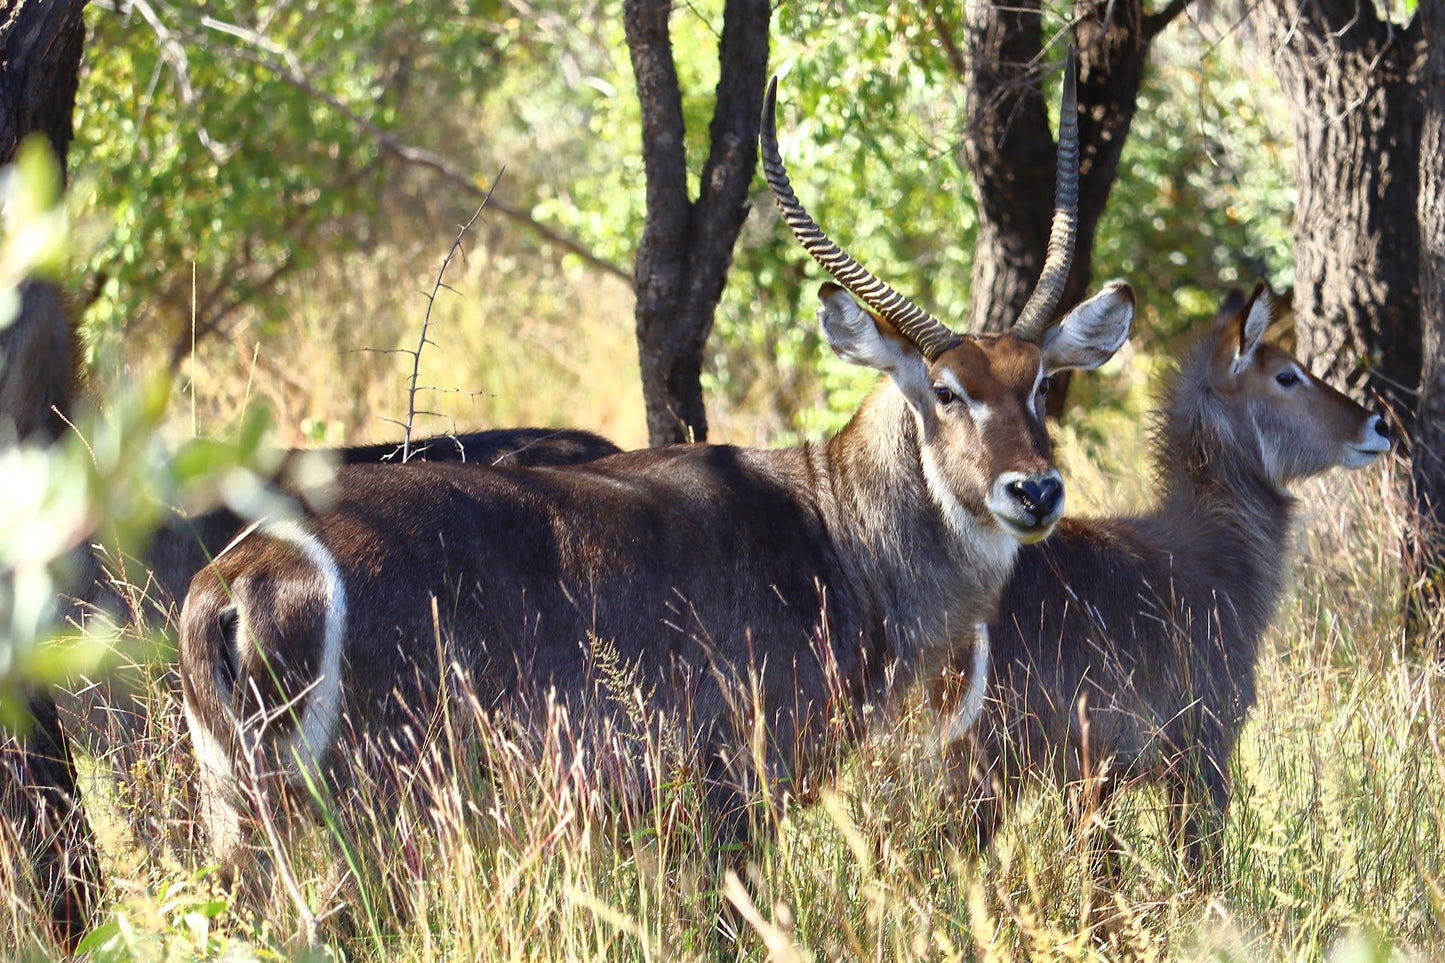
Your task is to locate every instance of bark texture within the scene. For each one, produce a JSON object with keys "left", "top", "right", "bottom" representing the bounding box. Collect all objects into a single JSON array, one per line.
[
  {"left": 624, "top": 0, "right": 770, "bottom": 445},
  {"left": 0, "top": 0, "right": 99, "bottom": 949},
  {"left": 1256, "top": 0, "right": 1425, "bottom": 420},
  {"left": 0, "top": 0, "right": 85, "bottom": 164},
  {"left": 0, "top": 0, "right": 85, "bottom": 443},
  {"left": 1411, "top": 0, "right": 1445, "bottom": 637},
  {"left": 957, "top": 0, "right": 1056, "bottom": 336}
]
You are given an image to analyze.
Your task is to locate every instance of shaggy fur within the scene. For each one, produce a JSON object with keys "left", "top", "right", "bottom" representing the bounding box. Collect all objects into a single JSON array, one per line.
[
  {"left": 178, "top": 283, "right": 1134, "bottom": 869},
  {"left": 946, "top": 287, "right": 1391, "bottom": 865}
]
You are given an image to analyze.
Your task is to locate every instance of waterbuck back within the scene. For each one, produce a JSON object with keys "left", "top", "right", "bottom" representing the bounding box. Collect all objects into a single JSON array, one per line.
[
  {"left": 946, "top": 286, "right": 1391, "bottom": 866},
  {"left": 67, "top": 427, "right": 622, "bottom": 632}
]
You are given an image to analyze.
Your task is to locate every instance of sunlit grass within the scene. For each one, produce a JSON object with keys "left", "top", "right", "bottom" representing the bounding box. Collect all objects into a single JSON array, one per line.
[
  {"left": 163, "top": 235, "right": 651, "bottom": 455},
  {"left": 4, "top": 359, "right": 1441, "bottom": 961}
]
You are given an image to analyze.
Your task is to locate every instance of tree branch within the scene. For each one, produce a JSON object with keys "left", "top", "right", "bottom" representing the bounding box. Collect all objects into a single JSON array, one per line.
[
  {"left": 927, "top": 3, "right": 969, "bottom": 78},
  {"left": 193, "top": 16, "right": 632, "bottom": 285},
  {"left": 1142, "top": 0, "right": 1192, "bottom": 39},
  {"left": 625, "top": 0, "right": 692, "bottom": 301},
  {"left": 404, "top": 182, "right": 498, "bottom": 462},
  {"left": 681, "top": 0, "right": 770, "bottom": 359}
]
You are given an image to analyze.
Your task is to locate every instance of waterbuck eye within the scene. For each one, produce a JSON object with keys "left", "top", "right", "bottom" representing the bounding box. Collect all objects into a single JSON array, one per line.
[
  {"left": 1275, "top": 369, "right": 1300, "bottom": 387},
  {"left": 1037, "top": 376, "right": 1052, "bottom": 397},
  {"left": 934, "top": 385, "right": 956, "bottom": 406}
]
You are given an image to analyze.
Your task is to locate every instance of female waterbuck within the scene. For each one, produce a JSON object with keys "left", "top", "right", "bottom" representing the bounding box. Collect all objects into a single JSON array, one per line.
[
  {"left": 945, "top": 285, "right": 1391, "bottom": 867},
  {"left": 1, "top": 273, "right": 618, "bottom": 943},
  {"left": 177, "top": 68, "right": 1135, "bottom": 864}
]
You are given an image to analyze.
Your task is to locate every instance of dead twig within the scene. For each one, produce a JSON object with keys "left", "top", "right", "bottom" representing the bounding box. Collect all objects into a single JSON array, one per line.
[{"left": 402, "top": 182, "right": 499, "bottom": 462}]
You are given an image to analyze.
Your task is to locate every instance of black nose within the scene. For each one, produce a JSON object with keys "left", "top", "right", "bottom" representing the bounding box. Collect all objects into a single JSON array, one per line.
[
  {"left": 1373, "top": 416, "right": 1390, "bottom": 441},
  {"left": 1006, "top": 476, "right": 1063, "bottom": 520}
]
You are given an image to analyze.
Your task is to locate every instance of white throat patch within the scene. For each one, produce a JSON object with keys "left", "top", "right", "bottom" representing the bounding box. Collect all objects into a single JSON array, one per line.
[
  {"left": 919, "top": 443, "right": 1018, "bottom": 581},
  {"left": 919, "top": 443, "right": 976, "bottom": 542}
]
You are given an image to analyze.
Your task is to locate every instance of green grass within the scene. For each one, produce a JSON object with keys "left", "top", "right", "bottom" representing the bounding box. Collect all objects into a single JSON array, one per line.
[{"left": 4, "top": 365, "right": 1442, "bottom": 962}]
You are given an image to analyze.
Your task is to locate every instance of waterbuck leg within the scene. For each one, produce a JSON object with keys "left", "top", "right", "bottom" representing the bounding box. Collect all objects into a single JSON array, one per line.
[
  {"left": 703, "top": 751, "right": 762, "bottom": 872},
  {"left": 1066, "top": 764, "right": 1124, "bottom": 935},
  {"left": 939, "top": 740, "right": 1006, "bottom": 856},
  {"left": 1164, "top": 750, "right": 1230, "bottom": 877}
]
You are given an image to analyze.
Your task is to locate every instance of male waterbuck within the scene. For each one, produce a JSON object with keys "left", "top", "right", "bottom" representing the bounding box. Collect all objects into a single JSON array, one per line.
[
  {"left": 177, "top": 67, "right": 1135, "bottom": 866},
  {"left": 943, "top": 285, "right": 1391, "bottom": 867}
]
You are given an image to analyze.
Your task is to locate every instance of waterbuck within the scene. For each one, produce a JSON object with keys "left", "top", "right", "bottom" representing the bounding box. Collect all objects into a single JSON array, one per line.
[
  {"left": 177, "top": 69, "right": 1135, "bottom": 867},
  {"left": 0, "top": 279, "right": 618, "bottom": 944},
  {"left": 943, "top": 285, "right": 1391, "bottom": 868}
]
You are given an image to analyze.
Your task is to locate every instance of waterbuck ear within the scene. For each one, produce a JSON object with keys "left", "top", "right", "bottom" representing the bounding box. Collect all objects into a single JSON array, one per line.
[
  {"left": 1229, "top": 282, "right": 1271, "bottom": 374},
  {"left": 1037, "top": 281, "right": 1134, "bottom": 374},
  {"left": 817, "top": 283, "right": 932, "bottom": 407}
]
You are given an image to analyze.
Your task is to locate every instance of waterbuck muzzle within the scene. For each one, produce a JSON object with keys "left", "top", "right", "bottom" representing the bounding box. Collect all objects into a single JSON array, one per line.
[{"left": 989, "top": 470, "right": 1065, "bottom": 543}]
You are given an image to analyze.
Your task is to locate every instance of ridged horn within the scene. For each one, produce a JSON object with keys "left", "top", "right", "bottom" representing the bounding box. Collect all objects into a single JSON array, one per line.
[
  {"left": 760, "top": 77, "right": 963, "bottom": 361},
  {"left": 1012, "top": 48, "right": 1080, "bottom": 342}
]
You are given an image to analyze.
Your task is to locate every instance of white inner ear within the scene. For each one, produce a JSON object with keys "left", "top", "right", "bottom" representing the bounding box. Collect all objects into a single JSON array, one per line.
[
  {"left": 1232, "top": 291, "right": 1272, "bottom": 374},
  {"left": 1038, "top": 281, "right": 1134, "bottom": 375},
  {"left": 817, "top": 288, "right": 930, "bottom": 405}
]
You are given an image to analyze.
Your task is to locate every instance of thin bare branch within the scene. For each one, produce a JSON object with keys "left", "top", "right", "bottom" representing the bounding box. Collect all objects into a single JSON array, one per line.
[
  {"left": 403, "top": 180, "right": 499, "bottom": 462},
  {"left": 1142, "top": 0, "right": 1192, "bottom": 38},
  {"left": 121, "top": 0, "right": 234, "bottom": 162},
  {"left": 926, "top": 3, "right": 969, "bottom": 78}
]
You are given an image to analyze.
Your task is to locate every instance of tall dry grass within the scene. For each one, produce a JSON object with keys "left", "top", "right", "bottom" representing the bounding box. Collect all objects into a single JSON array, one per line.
[{"left": 5, "top": 329, "right": 1442, "bottom": 960}]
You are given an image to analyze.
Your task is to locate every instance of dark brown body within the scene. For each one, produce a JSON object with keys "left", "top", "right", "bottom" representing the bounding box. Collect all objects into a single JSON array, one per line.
[
  {"left": 177, "top": 273, "right": 1137, "bottom": 866},
  {"left": 181, "top": 390, "right": 1033, "bottom": 854},
  {"left": 179, "top": 65, "right": 1136, "bottom": 870},
  {"left": 60, "top": 426, "right": 621, "bottom": 769},
  {"left": 65, "top": 427, "right": 622, "bottom": 630},
  {"left": 952, "top": 289, "right": 1391, "bottom": 863}
]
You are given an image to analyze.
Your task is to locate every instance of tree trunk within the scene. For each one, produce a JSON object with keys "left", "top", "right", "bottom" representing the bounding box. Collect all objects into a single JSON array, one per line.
[
  {"left": 0, "top": 692, "right": 98, "bottom": 946},
  {"left": 0, "top": 0, "right": 99, "bottom": 949},
  {"left": 1411, "top": 0, "right": 1445, "bottom": 640},
  {"left": 0, "top": 0, "right": 85, "bottom": 443},
  {"left": 624, "top": 0, "right": 770, "bottom": 446},
  {"left": 957, "top": 0, "right": 1056, "bottom": 336},
  {"left": 1255, "top": 0, "right": 1424, "bottom": 422},
  {"left": 953, "top": 0, "right": 1186, "bottom": 412}
]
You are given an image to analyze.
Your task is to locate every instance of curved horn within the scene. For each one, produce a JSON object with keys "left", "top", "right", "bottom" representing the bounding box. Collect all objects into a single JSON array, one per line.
[
  {"left": 1012, "top": 48, "right": 1080, "bottom": 342},
  {"left": 760, "top": 77, "right": 962, "bottom": 361}
]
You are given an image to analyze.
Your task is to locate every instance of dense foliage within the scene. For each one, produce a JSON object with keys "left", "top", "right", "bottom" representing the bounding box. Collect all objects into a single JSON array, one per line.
[{"left": 70, "top": 1, "right": 1293, "bottom": 436}]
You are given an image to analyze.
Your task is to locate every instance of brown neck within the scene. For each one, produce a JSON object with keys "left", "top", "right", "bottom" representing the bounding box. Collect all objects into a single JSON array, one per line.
[
  {"left": 815, "top": 381, "right": 1017, "bottom": 678},
  {"left": 1150, "top": 377, "right": 1296, "bottom": 638}
]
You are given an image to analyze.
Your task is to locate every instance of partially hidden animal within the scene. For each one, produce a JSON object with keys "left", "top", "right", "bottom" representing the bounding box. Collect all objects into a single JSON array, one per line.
[
  {"left": 65, "top": 426, "right": 622, "bottom": 635},
  {"left": 943, "top": 284, "right": 1391, "bottom": 867},
  {"left": 0, "top": 275, "right": 618, "bottom": 947}
]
